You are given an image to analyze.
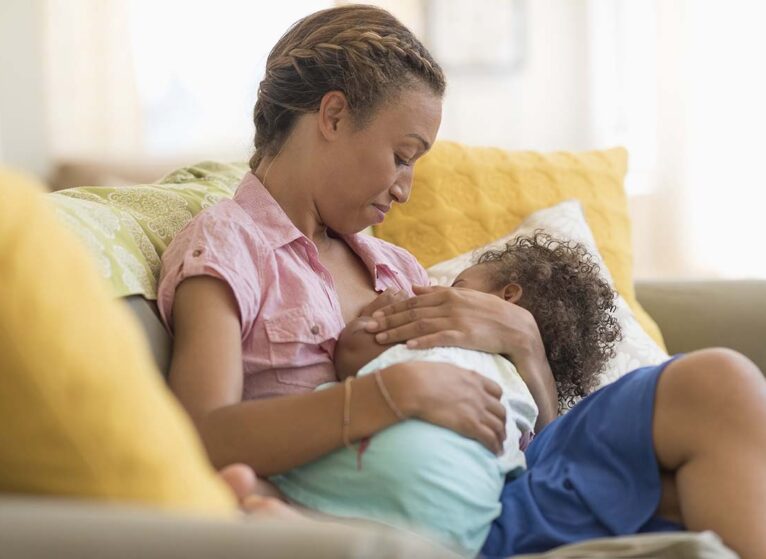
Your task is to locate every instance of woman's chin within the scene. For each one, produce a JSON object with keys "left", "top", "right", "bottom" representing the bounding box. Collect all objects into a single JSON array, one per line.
[{"left": 329, "top": 218, "right": 377, "bottom": 236}]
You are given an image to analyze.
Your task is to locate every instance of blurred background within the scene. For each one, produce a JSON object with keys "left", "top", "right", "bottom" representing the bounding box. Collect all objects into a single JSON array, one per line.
[{"left": 1, "top": 0, "right": 765, "bottom": 279}]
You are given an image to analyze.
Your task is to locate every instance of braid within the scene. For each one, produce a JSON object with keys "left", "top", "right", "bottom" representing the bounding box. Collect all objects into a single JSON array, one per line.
[{"left": 249, "top": 5, "right": 445, "bottom": 172}]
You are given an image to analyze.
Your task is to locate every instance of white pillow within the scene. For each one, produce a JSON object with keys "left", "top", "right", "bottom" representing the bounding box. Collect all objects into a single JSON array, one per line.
[{"left": 426, "top": 200, "right": 669, "bottom": 408}]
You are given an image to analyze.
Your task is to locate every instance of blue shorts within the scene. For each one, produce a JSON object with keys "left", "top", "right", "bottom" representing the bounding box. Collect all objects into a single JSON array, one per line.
[{"left": 481, "top": 358, "right": 685, "bottom": 558}]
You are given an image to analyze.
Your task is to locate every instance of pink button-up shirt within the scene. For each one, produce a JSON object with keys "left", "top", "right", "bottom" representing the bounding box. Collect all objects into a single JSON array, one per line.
[{"left": 158, "top": 172, "right": 429, "bottom": 400}]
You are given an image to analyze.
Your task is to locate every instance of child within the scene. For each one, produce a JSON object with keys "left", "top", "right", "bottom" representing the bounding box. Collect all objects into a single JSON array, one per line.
[{"left": 270, "top": 232, "right": 622, "bottom": 556}]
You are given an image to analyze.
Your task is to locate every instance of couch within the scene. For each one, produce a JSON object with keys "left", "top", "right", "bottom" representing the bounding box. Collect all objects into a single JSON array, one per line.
[
  {"left": 3, "top": 282, "right": 758, "bottom": 558},
  {"left": 3, "top": 154, "right": 762, "bottom": 558}
]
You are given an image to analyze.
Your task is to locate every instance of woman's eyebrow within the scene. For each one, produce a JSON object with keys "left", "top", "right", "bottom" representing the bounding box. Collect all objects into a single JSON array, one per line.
[{"left": 406, "top": 133, "right": 430, "bottom": 151}]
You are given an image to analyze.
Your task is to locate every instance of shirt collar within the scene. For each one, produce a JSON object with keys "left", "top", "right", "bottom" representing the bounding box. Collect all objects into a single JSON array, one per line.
[
  {"left": 233, "top": 172, "right": 304, "bottom": 250},
  {"left": 234, "top": 172, "right": 394, "bottom": 290},
  {"left": 341, "top": 232, "right": 398, "bottom": 291}
]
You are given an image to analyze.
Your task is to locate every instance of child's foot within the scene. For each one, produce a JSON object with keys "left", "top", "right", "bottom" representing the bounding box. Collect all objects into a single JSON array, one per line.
[
  {"left": 239, "top": 494, "right": 304, "bottom": 518},
  {"left": 218, "top": 463, "right": 302, "bottom": 518}
]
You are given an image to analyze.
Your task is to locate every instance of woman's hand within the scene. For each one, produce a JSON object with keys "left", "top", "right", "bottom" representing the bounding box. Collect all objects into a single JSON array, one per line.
[
  {"left": 365, "top": 285, "right": 539, "bottom": 359},
  {"left": 358, "top": 287, "right": 409, "bottom": 318},
  {"left": 387, "top": 361, "right": 508, "bottom": 455},
  {"left": 369, "top": 285, "right": 560, "bottom": 428}
]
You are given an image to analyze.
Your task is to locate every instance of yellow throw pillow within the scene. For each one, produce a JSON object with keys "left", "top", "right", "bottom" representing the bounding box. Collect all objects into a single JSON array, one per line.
[
  {"left": 0, "top": 168, "right": 235, "bottom": 515},
  {"left": 374, "top": 142, "right": 665, "bottom": 349}
]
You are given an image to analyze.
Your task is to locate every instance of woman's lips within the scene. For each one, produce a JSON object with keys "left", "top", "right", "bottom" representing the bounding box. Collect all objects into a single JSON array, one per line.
[{"left": 371, "top": 203, "right": 390, "bottom": 223}]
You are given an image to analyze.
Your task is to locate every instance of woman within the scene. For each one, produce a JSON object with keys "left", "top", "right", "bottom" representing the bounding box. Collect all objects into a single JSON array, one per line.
[{"left": 158, "top": 6, "right": 766, "bottom": 558}]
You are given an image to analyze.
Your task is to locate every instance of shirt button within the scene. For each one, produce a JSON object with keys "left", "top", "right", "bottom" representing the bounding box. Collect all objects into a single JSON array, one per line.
[
  {"left": 310, "top": 325, "right": 320, "bottom": 335},
  {"left": 192, "top": 249, "right": 202, "bottom": 257}
]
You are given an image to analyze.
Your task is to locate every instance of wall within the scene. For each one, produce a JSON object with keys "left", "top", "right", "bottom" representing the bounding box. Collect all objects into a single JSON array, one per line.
[{"left": 439, "top": 0, "right": 591, "bottom": 151}]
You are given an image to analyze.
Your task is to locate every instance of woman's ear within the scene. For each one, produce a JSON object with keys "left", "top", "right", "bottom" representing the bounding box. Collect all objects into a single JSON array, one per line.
[
  {"left": 317, "top": 90, "right": 349, "bottom": 140},
  {"left": 502, "top": 283, "right": 523, "bottom": 304}
]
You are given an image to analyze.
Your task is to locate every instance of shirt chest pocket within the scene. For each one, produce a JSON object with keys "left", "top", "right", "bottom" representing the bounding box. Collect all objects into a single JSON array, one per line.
[{"left": 263, "top": 306, "right": 338, "bottom": 383}]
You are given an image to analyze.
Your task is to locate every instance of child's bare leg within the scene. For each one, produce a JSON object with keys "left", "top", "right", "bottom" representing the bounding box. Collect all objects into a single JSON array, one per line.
[{"left": 652, "top": 349, "right": 766, "bottom": 559}]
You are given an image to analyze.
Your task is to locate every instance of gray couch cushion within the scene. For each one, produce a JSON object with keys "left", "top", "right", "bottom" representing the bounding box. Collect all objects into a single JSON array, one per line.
[{"left": 123, "top": 295, "right": 171, "bottom": 378}]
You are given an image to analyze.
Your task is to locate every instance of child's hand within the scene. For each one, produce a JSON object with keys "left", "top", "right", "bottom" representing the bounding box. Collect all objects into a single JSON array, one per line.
[{"left": 335, "top": 316, "right": 388, "bottom": 380}]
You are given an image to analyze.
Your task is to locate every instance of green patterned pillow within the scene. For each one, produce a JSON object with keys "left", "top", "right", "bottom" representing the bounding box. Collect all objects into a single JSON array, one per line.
[{"left": 49, "top": 161, "right": 248, "bottom": 299}]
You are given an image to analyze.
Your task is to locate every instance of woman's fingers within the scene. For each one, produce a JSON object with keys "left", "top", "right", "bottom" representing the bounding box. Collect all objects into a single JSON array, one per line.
[
  {"left": 401, "top": 330, "right": 463, "bottom": 350},
  {"left": 359, "top": 288, "right": 408, "bottom": 317},
  {"left": 475, "top": 423, "right": 503, "bottom": 455},
  {"left": 370, "top": 289, "right": 450, "bottom": 320},
  {"left": 486, "top": 394, "right": 507, "bottom": 423},
  {"left": 406, "top": 362, "right": 508, "bottom": 454},
  {"left": 482, "top": 412, "right": 507, "bottom": 452},
  {"left": 482, "top": 376, "right": 504, "bottom": 400},
  {"left": 412, "top": 284, "right": 438, "bottom": 294},
  {"left": 368, "top": 316, "right": 457, "bottom": 345},
  {"left": 481, "top": 379, "right": 506, "bottom": 448}
]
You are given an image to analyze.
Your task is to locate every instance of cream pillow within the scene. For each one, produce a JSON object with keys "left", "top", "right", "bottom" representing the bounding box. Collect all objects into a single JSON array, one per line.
[{"left": 427, "top": 200, "right": 669, "bottom": 409}]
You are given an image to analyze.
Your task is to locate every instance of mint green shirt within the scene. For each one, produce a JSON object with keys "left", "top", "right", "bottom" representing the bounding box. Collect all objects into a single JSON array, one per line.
[{"left": 271, "top": 346, "right": 538, "bottom": 556}]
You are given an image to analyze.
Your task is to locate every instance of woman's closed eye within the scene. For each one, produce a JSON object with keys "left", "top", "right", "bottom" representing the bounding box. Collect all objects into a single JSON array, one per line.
[{"left": 394, "top": 154, "right": 413, "bottom": 167}]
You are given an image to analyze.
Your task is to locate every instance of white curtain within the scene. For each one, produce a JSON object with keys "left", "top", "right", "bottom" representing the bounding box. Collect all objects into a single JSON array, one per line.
[
  {"left": 44, "top": 0, "right": 144, "bottom": 160},
  {"left": 680, "top": 1, "right": 766, "bottom": 278},
  {"left": 44, "top": 0, "right": 332, "bottom": 163},
  {"left": 588, "top": 0, "right": 766, "bottom": 279}
]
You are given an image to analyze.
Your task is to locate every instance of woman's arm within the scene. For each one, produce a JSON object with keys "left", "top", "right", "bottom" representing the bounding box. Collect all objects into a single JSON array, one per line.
[
  {"left": 364, "top": 285, "right": 559, "bottom": 430},
  {"left": 168, "top": 277, "right": 507, "bottom": 476}
]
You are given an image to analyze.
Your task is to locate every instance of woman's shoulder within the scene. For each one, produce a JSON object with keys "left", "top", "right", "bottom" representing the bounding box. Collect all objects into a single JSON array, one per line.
[{"left": 166, "top": 200, "right": 270, "bottom": 258}]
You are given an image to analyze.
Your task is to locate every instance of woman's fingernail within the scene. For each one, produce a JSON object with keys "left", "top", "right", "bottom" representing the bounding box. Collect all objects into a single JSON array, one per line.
[
  {"left": 364, "top": 320, "right": 378, "bottom": 331},
  {"left": 372, "top": 310, "right": 384, "bottom": 318},
  {"left": 406, "top": 340, "right": 418, "bottom": 348},
  {"left": 375, "top": 332, "right": 388, "bottom": 343}
]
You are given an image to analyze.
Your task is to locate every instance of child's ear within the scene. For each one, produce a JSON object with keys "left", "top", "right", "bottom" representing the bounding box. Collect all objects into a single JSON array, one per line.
[{"left": 502, "top": 283, "right": 523, "bottom": 304}]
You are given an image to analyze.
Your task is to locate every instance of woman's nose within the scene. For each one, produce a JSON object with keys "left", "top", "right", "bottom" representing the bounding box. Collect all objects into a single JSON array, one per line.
[{"left": 390, "top": 176, "right": 412, "bottom": 204}]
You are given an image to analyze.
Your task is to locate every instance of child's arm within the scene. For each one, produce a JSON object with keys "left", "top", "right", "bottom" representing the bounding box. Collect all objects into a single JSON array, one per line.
[{"left": 334, "top": 317, "right": 393, "bottom": 381}]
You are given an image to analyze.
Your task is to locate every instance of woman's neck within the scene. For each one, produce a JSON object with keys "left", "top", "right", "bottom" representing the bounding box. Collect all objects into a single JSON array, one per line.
[{"left": 255, "top": 152, "right": 333, "bottom": 250}]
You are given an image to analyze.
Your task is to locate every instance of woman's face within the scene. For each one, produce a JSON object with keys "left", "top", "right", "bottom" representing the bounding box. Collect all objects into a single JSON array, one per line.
[{"left": 317, "top": 85, "right": 442, "bottom": 234}]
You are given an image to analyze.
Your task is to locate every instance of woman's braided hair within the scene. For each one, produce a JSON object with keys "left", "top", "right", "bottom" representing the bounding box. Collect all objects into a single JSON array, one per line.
[
  {"left": 250, "top": 4, "right": 446, "bottom": 172},
  {"left": 478, "top": 231, "right": 623, "bottom": 411}
]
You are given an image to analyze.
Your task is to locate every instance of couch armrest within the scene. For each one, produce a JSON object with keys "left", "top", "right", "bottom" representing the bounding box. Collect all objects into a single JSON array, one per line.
[{"left": 636, "top": 280, "right": 766, "bottom": 373}]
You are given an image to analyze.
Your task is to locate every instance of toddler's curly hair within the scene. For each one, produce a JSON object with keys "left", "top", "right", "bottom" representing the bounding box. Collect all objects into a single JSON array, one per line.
[{"left": 477, "top": 231, "right": 622, "bottom": 410}]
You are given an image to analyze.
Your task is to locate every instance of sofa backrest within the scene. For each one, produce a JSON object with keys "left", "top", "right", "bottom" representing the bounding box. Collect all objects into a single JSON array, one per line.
[{"left": 123, "top": 296, "right": 172, "bottom": 379}]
